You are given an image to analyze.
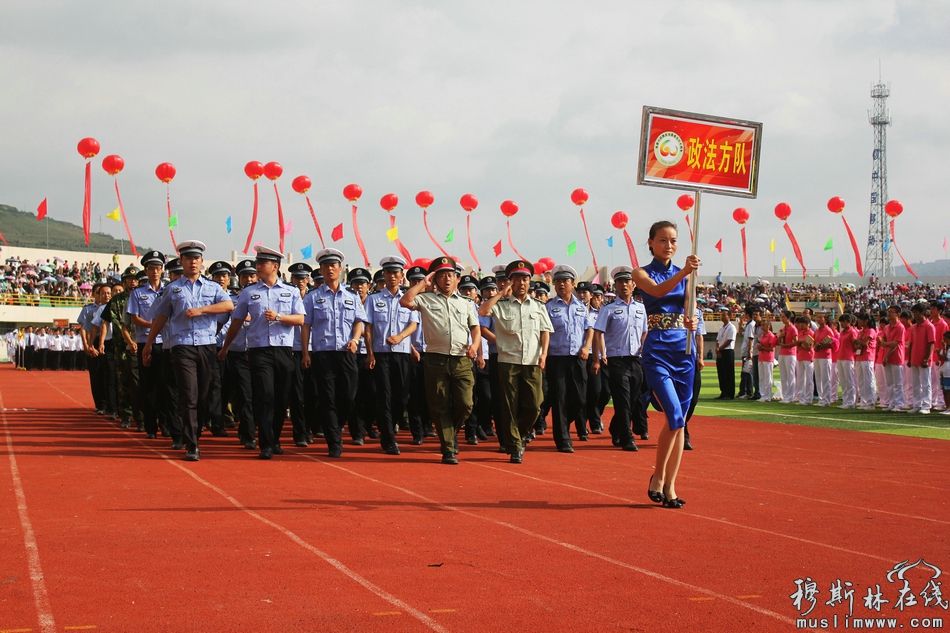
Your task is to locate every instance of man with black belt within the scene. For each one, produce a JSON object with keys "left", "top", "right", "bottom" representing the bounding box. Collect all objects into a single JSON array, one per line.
[
  {"left": 206, "top": 260, "right": 234, "bottom": 438},
  {"left": 222, "top": 259, "right": 257, "bottom": 449},
  {"left": 364, "top": 256, "right": 419, "bottom": 455},
  {"left": 401, "top": 257, "right": 481, "bottom": 465},
  {"left": 91, "top": 284, "right": 119, "bottom": 420},
  {"left": 287, "top": 261, "right": 316, "bottom": 447},
  {"left": 591, "top": 266, "right": 646, "bottom": 452},
  {"left": 79, "top": 286, "right": 107, "bottom": 413},
  {"left": 405, "top": 265, "right": 433, "bottom": 444},
  {"left": 715, "top": 309, "right": 736, "bottom": 399},
  {"left": 156, "top": 258, "right": 184, "bottom": 445},
  {"left": 220, "top": 246, "right": 304, "bottom": 460},
  {"left": 127, "top": 252, "right": 166, "bottom": 439},
  {"left": 346, "top": 266, "right": 377, "bottom": 444},
  {"left": 143, "top": 241, "right": 233, "bottom": 462},
  {"left": 478, "top": 260, "right": 553, "bottom": 464},
  {"left": 301, "top": 248, "right": 368, "bottom": 458},
  {"left": 478, "top": 275, "right": 506, "bottom": 451},
  {"left": 545, "top": 264, "right": 594, "bottom": 451}
]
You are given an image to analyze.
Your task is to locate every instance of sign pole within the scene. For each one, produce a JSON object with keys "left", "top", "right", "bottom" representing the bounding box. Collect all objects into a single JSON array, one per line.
[{"left": 685, "top": 190, "right": 700, "bottom": 355}]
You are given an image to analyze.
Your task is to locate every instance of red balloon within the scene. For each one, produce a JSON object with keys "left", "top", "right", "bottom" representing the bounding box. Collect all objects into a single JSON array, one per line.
[
  {"left": 732, "top": 207, "right": 750, "bottom": 225},
  {"left": 77, "top": 137, "right": 100, "bottom": 159},
  {"left": 774, "top": 202, "right": 792, "bottom": 221},
  {"left": 676, "top": 194, "right": 694, "bottom": 211},
  {"left": 292, "top": 175, "right": 312, "bottom": 194},
  {"left": 534, "top": 260, "right": 548, "bottom": 274},
  {"left": 611, "top": 211, "right": 628, "bottom": 229},
  {"left": 412, "top": 258, "right": 432, "bottom": 270},
  {"left": 884, "top": 199, "right": 903, "bottom": 218},
  {"left": 460, "top": 194, "right": 478, "bottom": 212},
  {"left": 570, "top": 188, "right": 589, "bottom": 206},
  {"left": 263, "top": 161, "right": 283, "bottom": 181},
  {"left": 343, "top": 183, "right": 362, "bottom": 202},
  {"left": 827, "top": 196, "right": 846, "bottom": 214},
  {"left": 500, "top": 200, "right": 519, "bottom": 217},
  {"left": 380, "top": 193, "right": 399, "bottom": 212},
  {"left": 101, "top": 154, "right": 124, "bottom": 176},
  {"left": 244, "top": 161, "right": 265, "bottom": 180},
  {"left": 155, "top": 162, "right": 176, "bottom": 184},
  {"left": 538, "top": 257, "right": 555, "bottom": 271},
  {"left": 415, "top": 191, "right": 434, "bottom": 208}
]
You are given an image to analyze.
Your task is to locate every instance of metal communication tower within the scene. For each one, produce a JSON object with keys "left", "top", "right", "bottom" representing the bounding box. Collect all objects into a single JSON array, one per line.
[{"left": 865, "top": 79, "right": 892, "bottom": 277}]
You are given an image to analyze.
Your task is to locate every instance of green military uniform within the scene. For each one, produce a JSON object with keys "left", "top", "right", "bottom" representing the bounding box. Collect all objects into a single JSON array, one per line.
[{"left": 106, "top": 269, "right": 141, "bottom": 429}]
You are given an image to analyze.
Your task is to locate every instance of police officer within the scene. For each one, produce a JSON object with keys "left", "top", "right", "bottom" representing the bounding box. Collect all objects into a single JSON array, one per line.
[
  {"left": 346, "top": 266, "right": 377, "bottom": 444},
  {"left": 91, "top": 283, "right": 119, "bottom": 419},
  {"left": 591, "top": 266, "right": 647, "bottom": 451},
  {"left": 156, "top": 257, "right": 185, "bottom": 445},
  {"left": 206, "top": 260, "right": 234, "bottom": 437},
  {"left": 401, "top": 257, "right": 481, "bottom": 465},
  {"left": 143, "top": 241, "right": 234, "bottom": 462},
  {"left": 545, "top": 264, "right": 594, "bottom": 451},
  {"left": 477, "top": 276, "right": 503, "bottom": 447},
  {"left": 301, "top": 248, "right": 368, "bottom": 458},
  {"left": 405, "top": 265, "right": 433, "bottom": 444},
  {"left": 478, "top": 260, "right": 554, "bottom": 464},
  {"left": 127, "top": 251, "right": 166, "bottom": 439},
  {"left": 457, "top": 274, "right": 488, "bottom": 445},
  {"left": 222, "top": 259, "right": 257, "bottom": 449},
  {"left": 364, "top": 256, "right": 420, "bottom": 455},
  {"left": 220, "top": 246, "right": 304, "bottom": 460},
  {"left": 287, "top": 261, "right": 316, "bottom": 447},
  {"left": 586, "top": 283, "right": 610, "bottom": 434},
  {"left": 102, "top": 265, "right": 140, "bottom": 428}
]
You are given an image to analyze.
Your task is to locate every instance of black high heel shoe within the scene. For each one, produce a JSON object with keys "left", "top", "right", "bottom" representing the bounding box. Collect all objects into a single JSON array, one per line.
[
  {"left": 662, "top": 488, "right": 686, "bottom": 509},
  {"left": 648, "top": 475, "right": 665, "bottom": 504}
]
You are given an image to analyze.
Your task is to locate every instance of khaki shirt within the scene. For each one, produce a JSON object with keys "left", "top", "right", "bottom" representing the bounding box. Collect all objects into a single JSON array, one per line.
[
  {"left": 412, "top": 292, "right": 480, "bottom": 356},
  {"left": 489, "top": 296, "right": 554, "bottom": 365}
]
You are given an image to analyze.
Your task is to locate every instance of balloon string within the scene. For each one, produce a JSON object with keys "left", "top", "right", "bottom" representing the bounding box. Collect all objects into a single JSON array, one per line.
[
  {"left": 579, "top": 207, "right": 598, "bottom": 270},
  {"left": 783, "top": 222, "right": 805, "bottom": 278},
  {"left": 305, "top": 196, "right": 325, "bottom": 249},
  {"left": 621, "top": 229, "right": 639, "bottom": 268},
  {"left": 83, "top": 161, "right": 92, "bottom": 245},
  {"left": 114, "top": 180, "right": 138, "bottom": 256},
  {"left": 275, "top": 182, "right": 285, "bottom": 254},
  {"left": 423, "top": 210, "right": 450, "bottom": 257},
  {"left": 352, "top": 205, "right": 370, "bottom": 267},
  {"left": 0, "top": 232, "right": 8, "bottom": 246},
  {"left": 506, "top": 220, "right": 526, "bottom": 261},
  {"left": 166, "top": 185, "right": 177, "bottom": 251},
  {"left": 889, "top": 220, "right": 917, "bottom": 279},
  {"left": 389, "top": 214, "right": 413, "bottom": 262},
  {"left": 466, "top": 214, "right": 481, "bottom": 271},
  {"left": 740, "top": 226, "right": 747, "bottom": 277},
  {"left": 841, "top": 215, "right": 864, "bottom": 277},
  {"left": 243, "top": 181, "right": 259, "bottom": 254}
]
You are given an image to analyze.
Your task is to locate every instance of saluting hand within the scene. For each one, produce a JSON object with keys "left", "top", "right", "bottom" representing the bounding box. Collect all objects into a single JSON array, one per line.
[{"left": 423, "top": 272, "right": 436, "bottom": 292}]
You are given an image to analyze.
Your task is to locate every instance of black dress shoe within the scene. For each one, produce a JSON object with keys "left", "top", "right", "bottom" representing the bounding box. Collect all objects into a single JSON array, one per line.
[
  {"left": 171, "top": 441, "right": 184, "bottom": 450},
  {"left": 412, "top": 437, "right": 423, "bottom": 445},
  {"left": 509, "top": 450, "right": 523, "bottom": 464},
  {"left": 273, "top": 445, "right": 284, "bottom": 455},
  {"left": 184, "top": 448, "right": 200, "bottom": 462},
  {"left": 259, "top": 448, "right": 273, "bottom": 460},
  {"left": 328, "top": 448, "right": 342, "bottom": 458},
  {"left": 295, "top": 440, "right": 309, "bottom": 448},
  {"left": 161, "top": 427, "right": 171, "bottom": 437},
  {"left": 244, "top": 440, "right": 257, "bottom": 450},
  {"left": 146, "top": 433, "right": 157, "bottom": 439},
  {"left": 476, "top": 427, "right": 488, "bottom": 441},
  {"left": 524, "top": 432, "right": 534, "bottom": 444},
  {"left": 498, "top": 445, "right": 508, "bottom": 453},
  {"left": 353, "top": 437, "right": 365, "bottom": 446},
  {"left": 384, "top": 445, "right": 401, "bottom": 456},
  {"left": 648, "top": 475, "right": 665, "bottom": 504},
  {"left": 305, "top": 434, "right": 314, "bottom": 444},
  {"left": 683, "top": 441, "right": 694, "bottom": 451},
  {"left": 577, "top": 435, "right": 589, "bottom": 441},
  {"left": 535, "top": 428, "right": 545, "bottom": 435},
  {"left": 314, "top": 431, "right": 326, "bottom": 439},
  {"left": 662, "top": 496, "right": 686, "bottom": 509},
  {"left": 441, "top": 452, "right": 459, "bottom": 465},
  {"left": 611, "top": 437, "right": 621, "bottom": 447},
  {"left": 640, "top": 434, "right": 649, "bottom": 441},
  {"left": 121, "top": 420, "right": 131, "bottom": 429},
  {"left": 367, "top": 429, "right": 380, "bottom": 439},
  {"left": 211, "top": 428, "right": 228, "bottom": 437},
  {"left": 621, "top": 441, "right": 639, "bottom": 452},
  {"left": 466, "top": 437, "right": 478, "bottom": 445},
  {"left": 558, "top": 446, "right": 575, "bottom": 453},
  {"left": 425, "top": 428, "right": 437, "bottom": 437}
]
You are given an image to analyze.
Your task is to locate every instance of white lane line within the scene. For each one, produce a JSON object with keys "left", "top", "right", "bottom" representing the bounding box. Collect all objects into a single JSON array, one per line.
[
  {"left": 301, "top": 454, "right": 795, "bottom": 627},
  {"left": 1, "top": 391, "right": 57, "bottom": 633},
  {"left": 697, "top": 404, "right": 950, "bottom": 431},
  {"left": 468, "top": 462, "right": 895, "bottom": 563}
]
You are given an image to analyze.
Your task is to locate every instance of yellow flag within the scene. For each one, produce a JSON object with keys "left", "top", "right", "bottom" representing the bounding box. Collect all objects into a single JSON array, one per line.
[
  {"left": 386, "top": 225, "right": 398, "bottom": 242},
  {"left": 106, "top": 207, "right": 121, "bottom": 222},
  {"left": 770, "top": 238, "right": 775, "bottom": 252},
  {"left": 781, "top": 258, "right": 787, "bottom": 273}
]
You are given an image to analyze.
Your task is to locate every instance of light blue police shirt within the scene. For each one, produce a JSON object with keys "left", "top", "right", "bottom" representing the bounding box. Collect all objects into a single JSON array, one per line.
[
  {"left": 364, "top": 287, "right": 420, "bottom": 354},
  {"left": 303, "top": 284, "right": 368, "bottom": 352},
  {"left": 546, "top": 295, "right": 593, "bottom": 356},
  {"left": 232, "top": 280, "right": 305, "bottom": 349},
  {"left": 149, "top": 275, "right": 232, "bottom": 347},
  {"left": 592, "top": 297, "right": 646, "bottom": 358}
]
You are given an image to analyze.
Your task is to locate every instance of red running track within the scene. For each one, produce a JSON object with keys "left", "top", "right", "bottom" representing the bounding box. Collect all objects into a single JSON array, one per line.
[{"left": 1, "top": 365, "right": 948, "bottom": 632}]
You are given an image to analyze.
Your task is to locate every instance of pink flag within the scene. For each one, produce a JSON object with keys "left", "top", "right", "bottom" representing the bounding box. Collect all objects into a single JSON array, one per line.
[
  {"left": 282, "top": 219, "right": 293, "bottom": 235},
  {"left": 944, "top": 236, "right": 948, "bottom": 251},
  {"left": 254, "top": 240, "right": 263, "bottom": 249}
]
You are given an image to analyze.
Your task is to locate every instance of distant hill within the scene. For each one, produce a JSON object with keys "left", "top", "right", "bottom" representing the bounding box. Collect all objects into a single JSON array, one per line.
[{"left": 0, "top": 204, "right": 151, "bottom": 253}]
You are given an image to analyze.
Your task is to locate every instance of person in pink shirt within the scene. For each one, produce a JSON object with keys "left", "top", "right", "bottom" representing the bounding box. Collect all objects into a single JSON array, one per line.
[
  {"left": 874, "top": 309, "right": 889, "bottom": 409},
  {"left": 906, "top": 303, "right": 936, "bottom": 414},
  {"left": 829, "top": 319, "right": 840, "bottom": 403},
  {"left": 929, "top": 301, "right": 948, "bottom": 410},
  {"left": 878, "top": 305, "right": 905, "bottom": 412},
  {"left": 900, "top": 310, "right": 915, "bottom": 409},
  {"left": 812, "top": 313, "right": 837, "bottom": 407},
  {"left": 755, "top": 316, "right": 777, "bottom": 403},
  {"left": 853, "top": 312, "right": 878, "bottom": 410},
  {"left": 836, "top": 314, "right": 857, "bottom": 409},
  {"left": 795, "top": 315, "right": 815, "bottom": 406},
  {"left": 777, "top": 310, "right": 798, "bottom": 404}
]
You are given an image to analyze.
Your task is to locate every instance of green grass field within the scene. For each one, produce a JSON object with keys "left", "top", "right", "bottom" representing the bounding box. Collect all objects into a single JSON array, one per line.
[{"left": 691, "top": 365, "right": 950, "bottom": 441}]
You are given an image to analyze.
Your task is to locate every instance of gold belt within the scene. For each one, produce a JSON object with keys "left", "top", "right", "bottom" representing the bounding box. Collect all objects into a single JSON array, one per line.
[{"left": 647, "top": 313, "right": 685, "bottom": 330}]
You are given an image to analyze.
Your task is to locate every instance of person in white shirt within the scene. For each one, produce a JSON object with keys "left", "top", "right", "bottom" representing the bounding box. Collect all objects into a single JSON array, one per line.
[
  {"left": 715, "top": 310, "right": 736, "bottom": 399},
  {"left": 48, "top": 328, "right": 64, "bottom": 370},
  {"left": 35, "top": 327, "right": 49, "bottom": 371}
]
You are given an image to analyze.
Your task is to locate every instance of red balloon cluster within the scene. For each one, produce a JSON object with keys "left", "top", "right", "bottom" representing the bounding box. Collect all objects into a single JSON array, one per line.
[
  {"left": 77, "top": 137, "right": 100, "bottom": 159},
  {"left": 263, "top": 162, "right": 282, "bottom": 181},
  {"left": 732, "top": 208, "right": 750, "bottom": 225},
  {"left": 570, "top": 188, "right": 589, "bottom": 206},
  {"left": 292, "top": 175, "right": 312, "bottom": 194},
  {"left": 827, "top": 196, "right": 845, "bottom": 214},
  {"left": 460, "top": 194, "right": 478, "bottom": 212},
  {"left": 415, "top": 191, "right": 434, "bottom": 208},
  {"left": 244, "top": 161, "right": 265, "bottom": 180},
  {"left": 534, "top": 257, "right": 555, "bottom": 273},
  {"left": 774, "top": 202, "right": 792, "bottom": 221},
  {"left": 343, "top": 183, "right": 362, "bottom": 202},
  {"left": 884, "top": 199, "right": 903, "bottom": 218},
  {"left": 500, "top": 200, "right": 519, "bottom": 217},
  {"left": 611, "top": 211, "right": 628, "bottom": 229},
  {"left": 380, "top": 193, "right": 399, "bottom": 212},
  {"left": 155, "top": 162, "right": 176, "bottom": 183},
  {"left": 676, "top": 194, "right": 694, "bottom": 211},
  {"left": 101, "top": 155, "right": 124, "bottom": 176}
]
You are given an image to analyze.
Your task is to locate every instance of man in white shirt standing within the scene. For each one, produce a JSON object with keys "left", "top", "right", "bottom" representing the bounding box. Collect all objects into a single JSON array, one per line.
[{"left": 715, "top": 311, "right": 737, "bottom": 399}]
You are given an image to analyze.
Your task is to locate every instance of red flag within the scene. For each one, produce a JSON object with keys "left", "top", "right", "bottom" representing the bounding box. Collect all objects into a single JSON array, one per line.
[
  {"left": 0, "top": 232, "right": 7, "bottom": 246},
  {"left": 331, "top": 223, "right": 344, "bottom": 242},
  {"left": 37, "top": 198, "right": 48, "bottom": 220},
  {"left": 493, "top": 240, "right": 502, "bottom": 257},
  {"left": 714, "top": 238, "right": 722, "bottom": 253}
]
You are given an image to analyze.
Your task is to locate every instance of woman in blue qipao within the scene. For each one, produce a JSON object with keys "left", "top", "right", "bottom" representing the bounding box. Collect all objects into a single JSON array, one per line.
[{"left": 631, "top": 221, "right": 700, "bottom": 509}]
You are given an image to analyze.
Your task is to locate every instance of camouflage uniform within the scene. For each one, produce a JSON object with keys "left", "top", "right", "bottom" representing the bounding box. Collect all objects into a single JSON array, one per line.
[{"left": 105, "top": 284, "right": 141, "bottom": 428}]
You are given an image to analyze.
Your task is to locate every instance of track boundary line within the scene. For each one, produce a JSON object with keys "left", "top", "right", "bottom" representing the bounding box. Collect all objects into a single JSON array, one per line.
[
  {"left": 697, "top": 404, "right": 950, "bottom": 432},
  {"left": 1, "top": 390, "right": 57, "bottom": 633},
  {"left": 301, "top": 454, "right": 796, "bottom": 626}
]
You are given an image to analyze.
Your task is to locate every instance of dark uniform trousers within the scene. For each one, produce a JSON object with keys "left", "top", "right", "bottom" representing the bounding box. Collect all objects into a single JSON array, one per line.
[
  {"left": 138, "top": 343, "right": 164, "bottom": 436},
  {"left": 424, "top": 353, "right": 474, "bottom": 455},
  {"left": 547, "top": 355, "right": 588, "bottom": 449},
  {"left": 349, "top": 357, "right": 376, "bottom": 441},
  {"left": 533, "top": 371, "right": 550, "bottom": 433},
  {"left": 290, "top": 351, "right": 317, "bottom": 444},
  {"left": 498, "top": 362, "right": 544, "bottom": 454},
  {"left": 487, "top": 353, "right": 507, "bottom": 447},
  {"left": 606, "top": 356, "right": 647, "bottom": 443},
  {"left": 99, "top": 343, "right": 118, "bottom": 416},
  {"left": 116, "top": 340, "right": 140, "bottom": 424},
  {"left": 248, "top": 347, "right": 294, "bottom": 452},
  {"left": 50, "top": 350, "right": 62, "bottom": 371},
  {"left": 470, "top": 362, "right": 492, "bottom": 440},
  {"left": 716, "top": 348, "right": 735, "bottom": 398},
  {"left": 311, "top": 351, "right": 359, "bottom": 453},
  {"left": 407, "top": 353, "right": 431, "bottom": 441},
  {"left": 36, "top": 348, "right": 47, "bottom": 370},
  {"left": 373, "top": 352, "right": 411, "bottom": 449},
  {"left": 86, "top": 353, "right": 105, "bottom": 411},
  {"left": 226, "top": 351, "right": 255, "bottom": 444},
  {"left": 205, "top": 352, "right": 226, "bottom": 434},
  {"left": 171, "top": 344, "right": 216, "bottom": 451},
  {"left": 160, "top": 348, "right": 182, "bottom": 442},
  {"left": 586, "top": 356, "right": 610, "bottom": 433},
  {"left": 24, "top": 345, "right": 35, "bottom": 370}
]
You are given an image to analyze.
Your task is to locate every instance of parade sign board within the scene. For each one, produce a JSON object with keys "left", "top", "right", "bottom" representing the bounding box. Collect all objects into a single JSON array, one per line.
[{"left": 637, "top": 106, "right": 763, "bottom": 198}]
